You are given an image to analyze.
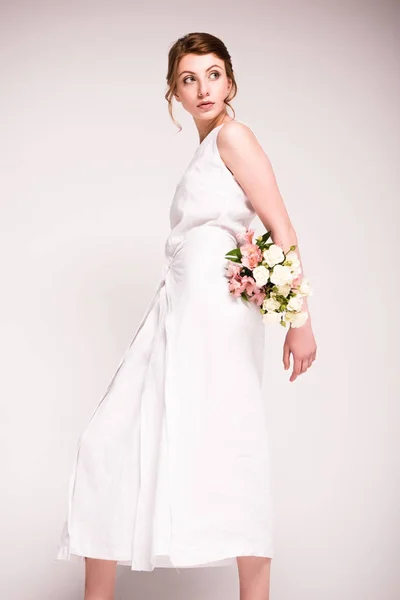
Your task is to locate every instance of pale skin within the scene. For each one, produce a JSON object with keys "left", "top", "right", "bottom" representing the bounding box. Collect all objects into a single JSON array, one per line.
[
  {"left": 216, "top": 122, "right": 318, "bottom": 383},
  {"left": 83, "top": 52, "right": 316, "bottom": 600}
]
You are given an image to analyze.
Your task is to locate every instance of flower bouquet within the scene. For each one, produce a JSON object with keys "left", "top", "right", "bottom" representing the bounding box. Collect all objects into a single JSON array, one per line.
[{"left": 224, "top": 228, "right": 312, "bottom": 328}]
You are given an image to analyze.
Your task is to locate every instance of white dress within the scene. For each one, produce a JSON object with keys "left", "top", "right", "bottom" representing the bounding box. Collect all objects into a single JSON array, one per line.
[{"left": 56, "top": 121, "right": 275, "bottom": 572}]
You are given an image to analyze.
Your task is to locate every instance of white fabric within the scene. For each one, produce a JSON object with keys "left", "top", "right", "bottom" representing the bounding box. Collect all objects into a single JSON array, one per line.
[{"left": 56, "top": 121, "right": 275, "bottom": 572}]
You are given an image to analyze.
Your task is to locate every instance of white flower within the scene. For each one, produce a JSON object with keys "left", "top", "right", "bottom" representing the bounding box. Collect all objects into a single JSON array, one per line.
[
  {"left": 286, "top": 310, "right": 309, "bottom": 328},
  {"left": 276, "top": 283, "right": 291, "bottom": 297},
  {"left": 284, "top": 250, "right": 301, "bottom": 275},
  {"left": 263, "top": 296, "right": 281, "bottom": 312},
  {"left": 263, "top": 310, "right": 282, "bottom": 324},
  {"left": 287, "top": 294, "right": 304, "bottom": 312},
  {"left": 270, "top": 264, "right": 294, "bottom": 286},
  {"left": 298, "top": 277, "right": 312, "bottom": 296},
  {"left": 263, "top": 244, "right": 284, "bottom": 267},
  {"left": 292, "top": 265, "right": 302, "bottom": 276},
  {"left": 252, "top": 265, "right": 270, "bottom": 287}
]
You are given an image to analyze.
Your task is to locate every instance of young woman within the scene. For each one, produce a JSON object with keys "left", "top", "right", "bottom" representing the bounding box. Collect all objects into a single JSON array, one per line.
[{"left": 57, "top": 32, "right": 317, "bottom": 600}]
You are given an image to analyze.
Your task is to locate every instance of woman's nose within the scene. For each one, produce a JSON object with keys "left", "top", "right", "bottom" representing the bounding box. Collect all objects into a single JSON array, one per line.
[{"left": 198, "top": 82, "right": 210, "bottom": 97}]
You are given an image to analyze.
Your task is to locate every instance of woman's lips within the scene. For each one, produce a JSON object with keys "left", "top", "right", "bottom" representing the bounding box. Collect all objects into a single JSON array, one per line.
[{"left": 198, "top": 102, "right": 214, "bottom": 110}]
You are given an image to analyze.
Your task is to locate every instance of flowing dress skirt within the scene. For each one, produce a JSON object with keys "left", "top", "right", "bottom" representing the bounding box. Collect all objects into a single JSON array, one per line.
[{"left": 56, "top": 225, "right": 274, "bottom": 571}]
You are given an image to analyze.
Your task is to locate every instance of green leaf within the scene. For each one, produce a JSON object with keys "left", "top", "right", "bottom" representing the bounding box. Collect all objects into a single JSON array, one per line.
[
  {"left": 261, "top": 230, "right": 272, "bottom": 242},
  {"left": 225, "top": 247, "right": 242, "bottom": 262},
  {"left": 256, "top": 231, "right": 271, "bottom": 247}
]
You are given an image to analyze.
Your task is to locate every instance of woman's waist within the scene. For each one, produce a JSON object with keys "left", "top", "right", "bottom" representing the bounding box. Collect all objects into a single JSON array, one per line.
[
  {"left": 164, "top": 223, "right": 242, "bottom": 260},
  {"left": 162, "top": 225, "right": 242, "bottom": 282}
]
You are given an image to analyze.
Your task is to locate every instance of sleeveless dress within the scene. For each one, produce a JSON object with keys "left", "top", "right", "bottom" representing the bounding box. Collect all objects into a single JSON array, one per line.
[{"left": 56, "top": 121, "right": 275, "bottom": 572}]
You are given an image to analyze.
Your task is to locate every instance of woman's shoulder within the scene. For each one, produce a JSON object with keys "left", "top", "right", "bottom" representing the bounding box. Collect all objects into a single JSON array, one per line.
[{"left": 217, "top": 120, "right": 261, "bottom": 153}]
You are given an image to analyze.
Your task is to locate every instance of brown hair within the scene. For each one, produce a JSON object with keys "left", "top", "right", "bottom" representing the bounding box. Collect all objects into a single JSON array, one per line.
[{"left": 165, "top": 32, "right": 237, "bottom": 132}]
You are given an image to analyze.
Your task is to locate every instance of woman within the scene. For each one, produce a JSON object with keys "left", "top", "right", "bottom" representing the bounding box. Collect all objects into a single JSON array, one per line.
[{"left": 57, "top": 32, "right": 317, "bottom": 600}]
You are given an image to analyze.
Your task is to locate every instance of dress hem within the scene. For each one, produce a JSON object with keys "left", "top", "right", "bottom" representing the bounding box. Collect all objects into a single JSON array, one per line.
[{"left": 56, "top": 543, "right": 274, "bottom": 572}]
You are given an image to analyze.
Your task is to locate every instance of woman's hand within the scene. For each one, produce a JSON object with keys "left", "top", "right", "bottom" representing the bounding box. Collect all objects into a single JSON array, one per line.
[{"left": 283, "top": 322, "right": 317, "bottom": 382}]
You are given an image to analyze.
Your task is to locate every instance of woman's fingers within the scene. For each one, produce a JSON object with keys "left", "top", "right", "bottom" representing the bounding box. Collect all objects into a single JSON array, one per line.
[
  {"left": 289, "top": 356, "right": 303, "bottom": 382},
  {"left": 286, "top": 338, "right": 318, "bottom": 381},
  {"left": 300, "top": 360, "right": 308, "bottom": 373},
  {"left": 290, "top": 353, "right": 315, "bottom": 381},
  {"left": 283, "top": 343, "right": 291, "bottom": 370}
]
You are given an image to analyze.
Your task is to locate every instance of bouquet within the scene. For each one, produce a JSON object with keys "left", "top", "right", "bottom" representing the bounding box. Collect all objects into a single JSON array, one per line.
[{"left": 224, "top": 228, "right": 312, "bottom": 328}]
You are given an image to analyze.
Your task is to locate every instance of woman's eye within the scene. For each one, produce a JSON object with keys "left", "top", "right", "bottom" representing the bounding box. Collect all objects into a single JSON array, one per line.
[{"left": 183, "top": 71, "right": 220, "bottom": 84}]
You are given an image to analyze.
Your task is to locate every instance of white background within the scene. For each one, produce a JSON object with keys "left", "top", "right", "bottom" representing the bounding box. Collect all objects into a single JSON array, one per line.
[{"left": 0, "top": 1, "right": 399, "bottom": 598}]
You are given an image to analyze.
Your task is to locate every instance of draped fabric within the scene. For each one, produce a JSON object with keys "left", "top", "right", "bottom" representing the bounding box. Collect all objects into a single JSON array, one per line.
[{"left": 56, "top": 122, "right": 275, "bottom": 571}]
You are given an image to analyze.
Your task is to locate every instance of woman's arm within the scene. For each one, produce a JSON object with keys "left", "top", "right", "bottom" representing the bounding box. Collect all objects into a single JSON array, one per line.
[{"left": 217, "top": 121, "right": 317, "bottom": 382}]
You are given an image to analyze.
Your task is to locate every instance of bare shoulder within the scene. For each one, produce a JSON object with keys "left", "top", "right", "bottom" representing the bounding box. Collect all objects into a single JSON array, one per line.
[
  {"left": 217, "top": 120, "right": 260, "bottom": 155},
  {"left": 216, "top": 121, "right": 263, "bottom": 172}
]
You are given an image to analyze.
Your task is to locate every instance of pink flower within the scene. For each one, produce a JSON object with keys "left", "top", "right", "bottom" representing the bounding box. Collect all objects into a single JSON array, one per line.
[
  {"left": 228, "top": 276, "right": 243, "bottom": 297},
  {"left": 238, "top": 275, "right": 257, "bottom": 296},
  {"left": 236, "top": 228, "right": 255, "bottom": 247},
  {"left": 249, "top": 288, "right": 266, "bottom": 306},
  {"left": 225, "top": 261, "right": 243, "bottom": 278},
  {"left": 240, "top": 243, "right": 262, "bottom": 270},
  {"left": 228, "top": 274, "right": 256, "bottom": 298}
]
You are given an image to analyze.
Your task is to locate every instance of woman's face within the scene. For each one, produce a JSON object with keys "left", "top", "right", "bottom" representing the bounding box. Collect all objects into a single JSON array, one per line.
[{"left": 174, "top": 53, "right": 232, "bottom": 120}]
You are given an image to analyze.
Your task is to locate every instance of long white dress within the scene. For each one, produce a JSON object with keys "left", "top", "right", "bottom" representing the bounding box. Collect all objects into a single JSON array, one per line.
[{"left": 56, "top": 121, "right": 275, "bottom": 572}]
